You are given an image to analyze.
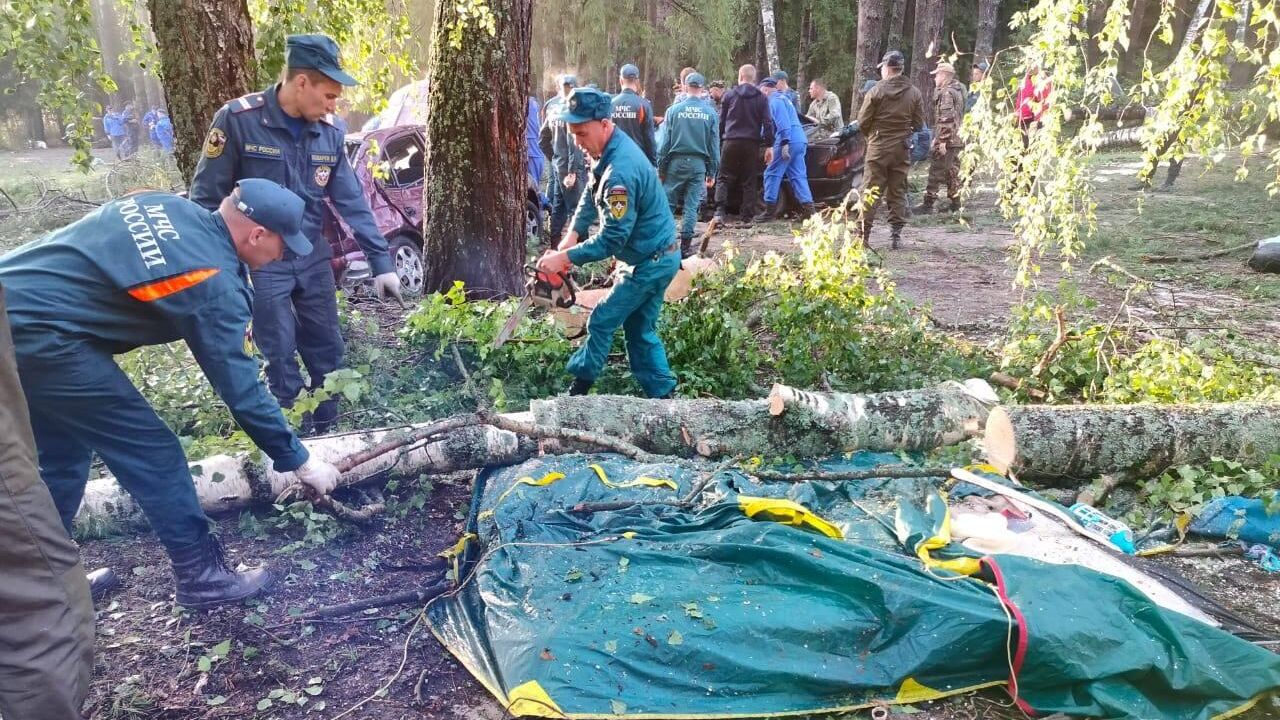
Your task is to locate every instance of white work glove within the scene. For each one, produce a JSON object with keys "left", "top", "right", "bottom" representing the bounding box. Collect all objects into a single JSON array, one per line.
[
  {"left": 781, "top": 144, "right": 791, "bottom": 162},
  {"left": 294, "top": 458, "right": 341, "bottom": 496},
  {"left": 373, "top": 272, "right": 404, "bottom": 305}
]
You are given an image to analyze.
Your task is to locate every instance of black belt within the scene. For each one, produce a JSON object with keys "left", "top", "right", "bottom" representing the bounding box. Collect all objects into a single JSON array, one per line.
[{"left": 650, "top": 241, "right": 678, "bottom": 262}]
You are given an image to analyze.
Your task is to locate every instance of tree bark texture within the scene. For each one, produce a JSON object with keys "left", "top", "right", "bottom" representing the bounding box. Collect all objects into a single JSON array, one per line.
[
  {"left": 530, "top": 379, "right": 997, "bottom": 459},
  {"left": 796, "top": 0, "right": 814, "bottom": 99},
  {"left": 973, "top": 0, "right": 999, "bottom": 65},
  {"left": 983, "top": 404, "right": 1280, "bottom": 481},
  {"left": 911, "top": 0, "right": 946, "bottom": 125},
  {"left": 421, "top": 0, "right": 531, "bottom": 299},
  {"left": 885, "top": 0, "right": 907, "bottom": 55},
  {"left": 1178, "top": 0, "right": 1214, "bottom": 58},
  {"left": 854, "top": 0, "right": 887, "bottom": 112},
  {"left": 78, "top": 423, "right": 536, "bottom": 527},
  {"left": 147, "top": 0, "right": 256, "bottom": 185},
  {"left": 759, "top": 0, "right": 781, "bottom": 75}
]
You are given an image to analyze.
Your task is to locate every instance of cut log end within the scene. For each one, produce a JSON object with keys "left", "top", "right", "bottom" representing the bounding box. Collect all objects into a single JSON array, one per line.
[
  {"left": 983, "top": 405, "right": 1017, "bottom": 474},
  {"left": 767, "top": 384, "right": 788, "bottom": 416}
]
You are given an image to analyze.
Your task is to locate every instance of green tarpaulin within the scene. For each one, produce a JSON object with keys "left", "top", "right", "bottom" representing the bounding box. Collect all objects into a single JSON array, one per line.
[{"left": 425, "top": 453, "right": 1280, "bottom": 719}]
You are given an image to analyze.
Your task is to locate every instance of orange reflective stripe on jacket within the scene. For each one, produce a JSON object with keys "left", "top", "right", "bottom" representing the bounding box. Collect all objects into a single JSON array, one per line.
[{"left": 127, "top": 268, "right": 220, "bottom": 302}]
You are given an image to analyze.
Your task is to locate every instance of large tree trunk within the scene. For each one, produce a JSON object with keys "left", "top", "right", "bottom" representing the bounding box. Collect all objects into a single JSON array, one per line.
[
  {"left": 974, "top": 0, "right": 999, "bottom": 65},
  {"left": 854, "top": 0, "right": 887, "bottom": 112},
  {"left": 1178, "top": 0, "right": 1214, "bottom": 57},
  {"left": 421, "top": 0, "right": 531, "bottom": 299},
  {"left": 984, "top": 404, "right": 1280, "bottom": 481},
  {"left": 911, "top": 0, "right": 946, "bottom": 124},
  {"left": 1084, "top": 1, "right": 1110, "bottom": 68},
  {"left": 759, "top": 0, "right": 781, "bottom": 74},
  {"left": 796, "top": 0, "right": 815, "bottom": 101},
  {"left": 78, "top": 424, "right": 536, "bottom": 528},
  {"left": 147, "top": 0, "right": 256, "bottom": 184},
  {"left": 531, "top": 379, "right": 997, "bottom": 459},
  {"left": 1122, "top": 0, "right": 1151, "bottom": 76},
  {"left": 885, "top": 0, "right": 907, "bottom": 54}
]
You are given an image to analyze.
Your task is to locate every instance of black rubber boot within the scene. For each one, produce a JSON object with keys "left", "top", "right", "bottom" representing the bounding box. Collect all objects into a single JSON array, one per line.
[
  {"left": 88, "top": 567, "right": 120, "bottom": 604},
  {"left": 800, "top": 203, "right": 817, "bottom": 219},
  {"left": 169, "top": 534, "right": 272, "bottom": 610},
  {"left": 752, "top": 202, "right": 777, "bottom": 223},
  {"left": 568, "top": 377, "right": 594, "bottom": 396},
  {"left": 889, "top": 225, "right": 904, "bottom": 249},
  {"left": 680, "top": 235, "right": 695, "bottom": 259}
]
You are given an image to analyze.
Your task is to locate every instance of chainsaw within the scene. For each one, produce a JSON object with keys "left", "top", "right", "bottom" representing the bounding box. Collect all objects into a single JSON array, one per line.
[{"left": 492, "top": 264, "right": 577, "bottom": 348}]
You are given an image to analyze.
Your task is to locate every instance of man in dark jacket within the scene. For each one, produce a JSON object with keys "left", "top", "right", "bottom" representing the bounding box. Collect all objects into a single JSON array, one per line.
[
  {"left": 611, "top": 64, "right": 657, "bottom": 165},
  {"left": 856, "top": 50, "right": 924, "bottom": 248},
  {"left": 713, "top": 64, "right": 774, "bottom": 224}
]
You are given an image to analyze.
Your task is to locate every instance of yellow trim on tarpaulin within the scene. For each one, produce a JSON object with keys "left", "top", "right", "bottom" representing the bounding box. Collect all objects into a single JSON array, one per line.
[
  {"left": 437, "top": 532, "right": 477, "bottom": 582},
  {"left": 909, "top": 493, "right": 982, "bottom": 576},
  {"left": 1211, "top": 691, "right": 1273, "bottom": 720},
  {"left": 589, "top": 463, "right": 679, "bottom": 491},
  {"left": 507, "top": 680, "right": 568, "bottom": 718},
  {"left": 894, "top": 677, "right": 947, "bottom": 704},
  {"left": 737, "top": 496, "right": 844, "bottom": 539}
]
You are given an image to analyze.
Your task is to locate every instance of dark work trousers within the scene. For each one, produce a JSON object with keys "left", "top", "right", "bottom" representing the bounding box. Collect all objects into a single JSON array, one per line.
[
  {"left": 0, "top": 286, "right": 95, "bottom": 720},
  {"left": 250, "top": 250, "right": 344, "bottom": 428},
  {"left": 715, "top": 139, "right": 763, "bottom": 219},
  {"left": 548, "top": 169, "right": 585, "bottom": 240}
]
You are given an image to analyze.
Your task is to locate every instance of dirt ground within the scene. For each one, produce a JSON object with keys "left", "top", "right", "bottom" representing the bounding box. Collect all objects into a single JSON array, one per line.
[{"left": 4, "top": 146, "right": 1275, "bottom": 719}]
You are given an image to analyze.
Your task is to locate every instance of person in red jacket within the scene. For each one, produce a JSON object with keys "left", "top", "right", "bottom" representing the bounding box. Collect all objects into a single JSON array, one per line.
[{"left": 1016, "top": 62, "right": 1052, "bottom": 147}]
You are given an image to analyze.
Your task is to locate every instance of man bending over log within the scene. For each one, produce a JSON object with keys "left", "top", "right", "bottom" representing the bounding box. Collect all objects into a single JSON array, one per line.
[{"left": 0, "top": 179, "right": 343, "bottom": 609}]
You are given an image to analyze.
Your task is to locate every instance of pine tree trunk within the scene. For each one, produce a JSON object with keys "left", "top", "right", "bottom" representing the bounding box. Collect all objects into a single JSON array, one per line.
[
  {"left": 531, "top": 380, "right": 997, "bottom": 459},
  {"left": 421, "top": 0, "right": 532, "bottom": 299},
  {"left": 885, "top": 0, "right": 907, "bottom": 54},
  {"left": 974, "top": 0, "right": 999, "bottom": 64},
  {"left": 854, "top": 0, "right": 887, "bottom": 112},
  {"left": 1085, "top": 1, "right": 1109, "bottom": 67},
  {"left": 1122, "top": 0, "right": 1151, "bottom": 76},
  {"left": 147, "top": 0, "right": 256, "bottom": 184},
  {"left": 911, "top": 0, "right": 946, "bottom": 124},
  {"left": 984, "top": 404, "right": 1280, "bottom": 481},
  {"left": 760, "top": 0, "right": 781, "bottom": 75},
  {"left": 796, "top": 0, "right": 814, "bottom": 101}
]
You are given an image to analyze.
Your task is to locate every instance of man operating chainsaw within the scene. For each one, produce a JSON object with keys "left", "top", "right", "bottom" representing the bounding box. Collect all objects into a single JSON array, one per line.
[{"left": 536, "top": 87, "right": 680, "bottom": 399}]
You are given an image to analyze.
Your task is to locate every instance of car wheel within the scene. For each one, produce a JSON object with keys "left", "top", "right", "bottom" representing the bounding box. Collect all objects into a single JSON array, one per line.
[
  {"left": 391, "top": 235, "right": 425, "bottom": 297},
  {"left": 526, "top": 198, "right": 544, "bottom": 245}
]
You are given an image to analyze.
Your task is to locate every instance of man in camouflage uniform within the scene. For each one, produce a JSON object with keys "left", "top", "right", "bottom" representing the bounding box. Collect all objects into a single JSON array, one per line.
[
  {"left": 914, "top": 62, "right": 966, "bottom": 214},
  {"left": 856, "top": 50, "right": 924, "bottom": 249}
]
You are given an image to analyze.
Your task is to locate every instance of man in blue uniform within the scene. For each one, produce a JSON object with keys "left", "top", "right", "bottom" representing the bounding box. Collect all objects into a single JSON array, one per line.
[
  {"left": 539, "top": 74, "right": 588, "bottom": 240},
  {"left": 0, "top": 179, "right": 345, "bottom": 609},
  {"left": 657, "top": 72, "right": 719, "bottom": 257},
  {"left": 189, "top": 34, "right": 401, "bottom": 435},
  {"left": 103, "top": 105, "right": 126, "bottom": 160},
  {"left": 154, "top": 109, "right": 174, "bottom": 154},
  {"left": 756, "top": 77, "right": 815, "bottom": 221},
  {"left": 611, "top": 63, "right": 657, "bottom": 165},
  {"left": 537, "top": 88, "right": 679, "bottom": 399},
  {"left": 526, "top": 96, "right": 546, "bottom": 193}
]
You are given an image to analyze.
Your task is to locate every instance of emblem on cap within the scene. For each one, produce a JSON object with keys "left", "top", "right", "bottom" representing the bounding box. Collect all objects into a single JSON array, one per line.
[
  {"left": 314, "top": 165, "right": 331, "bottom": 187},
  {"left": 606, "top": 185, "right": 628, "bottom": 220},
  {"left": 204, "top": 127, "right": 226, "bottom": 159}
]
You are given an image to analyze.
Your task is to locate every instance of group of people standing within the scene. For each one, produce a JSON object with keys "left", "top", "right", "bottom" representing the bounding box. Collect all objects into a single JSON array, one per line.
[{"left": 102, "top": 102, "right": 173, "bottom": 158}]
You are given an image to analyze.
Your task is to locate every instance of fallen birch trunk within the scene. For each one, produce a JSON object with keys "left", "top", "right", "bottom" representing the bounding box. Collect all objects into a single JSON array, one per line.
[
  {"left": 983, "top": 403, "right": 1280, "bottom": 480},
  {"left": 531, "top": 379, "right": 997, "bottom": 459},
  {"left": 78, "top": 421, "right": 536, "bottom": 526}
]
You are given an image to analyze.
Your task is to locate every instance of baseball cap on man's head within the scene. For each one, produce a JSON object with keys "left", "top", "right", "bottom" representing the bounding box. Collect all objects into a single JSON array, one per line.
[
  {"left": 772, "top": 70, "right": 789, "bottom": 81},
  {"left": 759, "top": 77, "right": 778, "bottom": 88},
  {"left": 234, "top": 179, "right": 312, "bottom": 256},
  {"left": 932, "top": 62, "right": 956, "bottom": 76},
  {"left": 975, "top": 60, "right": 991, "bottom": 72},
  {"left": 286, "top": 34, "right": 357, "bottom": 87},
  {"left": 685, "top": 72, "right": 706, "bottom": 88},
  {"left": 560, "top": 88, "right": 614, "bottom": 124},
  {"left": 878, "top": 50, "right": 905, "bottom": 68},
  {"left": 560, "top": 74, "right": 578, "bottom": 87},
  {"left": 620, "top": 64, "right": 640, "bottom": 80}
]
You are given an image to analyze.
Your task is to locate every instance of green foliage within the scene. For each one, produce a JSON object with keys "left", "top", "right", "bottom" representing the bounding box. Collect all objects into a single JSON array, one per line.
[
  {"left": 265, "top": 500, "right": 351, "bottom": 553},
  {"left": 1137, "top": 455, "right": 1280, "bottom": 523},
  {"left": 249, "top": 0, "right": 418, "bottom": 114},
  {"left": 443, "top": 0, "right": 497, "bottom": 50},
  {"left": 0, "top": 0, "right": 116, "bottom": 169}
]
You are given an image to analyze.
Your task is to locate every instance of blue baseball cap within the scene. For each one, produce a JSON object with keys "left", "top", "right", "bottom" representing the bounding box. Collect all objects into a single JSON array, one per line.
[
  {"left": 685, "top": 72, "right": 706, "bottom": 88},
  {"left": 286, "top": 34, "right": 357, "bottom": 87},
  {"left": 759, "top": 77, "right": 778, "bottom": 88},
  {"left": 620, "top": 64, "right": 640, "bottom": 80},
  {"left": 561, "top": 88, "right": 613, "bottom": 123},
  {"left": 772, "top": 70, "right": 789, "bottom": 81},
  {"left": 560, "top": 74, "right": 578, "bottom": 87},
  {"left": 234, "top": 179, "right": 311, "bottom": 256}
]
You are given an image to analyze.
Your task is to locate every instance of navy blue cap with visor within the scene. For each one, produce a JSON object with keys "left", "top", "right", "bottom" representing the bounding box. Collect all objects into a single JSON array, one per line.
[
  {"left": 685, "top": 72, "right": 706, "bottom": 88},
  {"left": 234, "top": 179, "right": 312, "bottom": 256},
  {"left": 560, "top": 88, "right": 614, "bottom": 123},
  {"left": 620, "top": 64, "right": 640, "bottom": 80},
  {"left": 286, "top": 34, "right": 358, "bottom": 87},
  {"left": 759, "top": 77, "right": 778, "bottom": 88}
]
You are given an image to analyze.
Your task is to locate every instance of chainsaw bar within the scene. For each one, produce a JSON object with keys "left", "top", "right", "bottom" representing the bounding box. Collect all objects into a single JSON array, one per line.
[{"left": 492, "top": 294, "right": 534, "bottom": 349}]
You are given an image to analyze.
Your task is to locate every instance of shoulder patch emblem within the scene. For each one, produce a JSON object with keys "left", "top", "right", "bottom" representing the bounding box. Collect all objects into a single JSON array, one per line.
[
  {"left": 314, "top": 165, "right": 332, "bottom": 187},
  {"left": 204, "top": 127, "right": 226, "bottom": 159},
  {"left": 606, "top": 184, "right": 628, "bottom": 220}
]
